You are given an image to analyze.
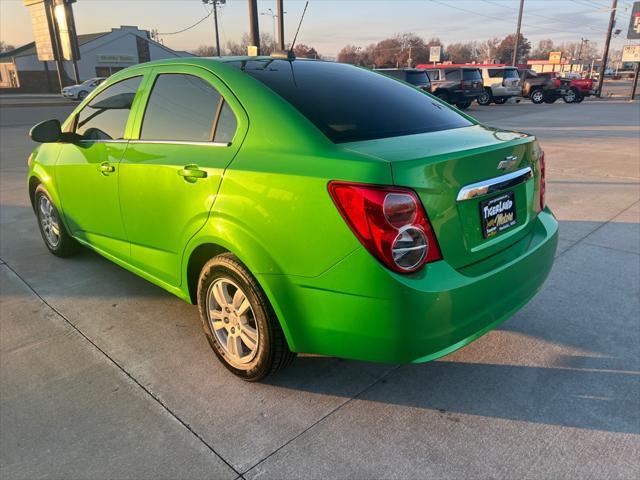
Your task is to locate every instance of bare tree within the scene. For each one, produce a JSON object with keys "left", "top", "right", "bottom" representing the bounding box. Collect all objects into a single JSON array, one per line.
[
  {"left": 193, "top": 45, "right": 216, "bottom": 57},
  {"left": 293, "top": 44, "right": 320, "bottom": 59}
]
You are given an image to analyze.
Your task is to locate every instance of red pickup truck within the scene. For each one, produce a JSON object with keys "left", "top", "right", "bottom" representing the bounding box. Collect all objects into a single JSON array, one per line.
[{"left": 544, "top": 72, "right": 596, "bottom": 103}]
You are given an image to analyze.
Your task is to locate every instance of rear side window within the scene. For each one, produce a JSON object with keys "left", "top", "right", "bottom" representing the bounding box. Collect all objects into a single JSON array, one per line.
[
  {"left": 504, "top": 69, "right": 519, "bottom": 79},
  {"left": 240, "top": 60, "right": 471, "bottom": 143},
  {"left": 76, "top": 76, "right": 141, "bottom": 140},
  {"left": 405, "top": 71, "right": 430, "bottom": 85},
  {"left": 488, "top": 69, "right": 503, "bottom": 78},
  {"left": 141, "top": 74, "right": 223, "bottom": 142},
  {"left": 462, "top": 69, "right": 482, "bottom": 81},
  {"left": 444, "top": 69, "right": 461, "bottom": 81}
]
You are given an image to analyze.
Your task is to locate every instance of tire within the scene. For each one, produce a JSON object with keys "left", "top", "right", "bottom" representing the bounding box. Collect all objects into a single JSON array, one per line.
[
  {"left": 493, "top": 96, "right": 508, "bottom": 104},
  {"left": 476, "top": 89, "right": 492, "bottom": 105},
  {"left": 563, "top": 88, "right": 578, "bottom": 103},
  {"left": 34, "top": 184, "right": 79, "bottom": 257},
  {"left": 456, "top": 101, "right": 471, "bottom": 110},
  {"left": 197, "top": 253, "right": 295, "bottom": 381},
  {"left": 77, "top": 90, "right": 88, "bottom": 101},
  {"left": 575, "top": 94, "right": 584, "bottom": 103},
  {"left": 530, "top": 89, "right": 545, "bottom": 104}
]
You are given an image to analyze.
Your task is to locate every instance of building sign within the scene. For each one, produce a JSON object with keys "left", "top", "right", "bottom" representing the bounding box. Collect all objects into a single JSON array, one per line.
[
  {"left": 622, "top": 45, "right": 640, "bottom": 62},
  {"left": 96, "top": 54, "right": 136, "bottom": 64},
  {"left": 24, "top": 0, "right": 57, "bottom": 61},
  {"left": 549, "top": 51, "right": 562, "bottom": 64},
  {"left": 628, "top": 2, "right": 640, "bottom": 39},
  {"left": 429, "top": 46, "right": 441, "bottom": 63},
  {"left": 53, "top": 1, "right": 80, "bottom": 61}
]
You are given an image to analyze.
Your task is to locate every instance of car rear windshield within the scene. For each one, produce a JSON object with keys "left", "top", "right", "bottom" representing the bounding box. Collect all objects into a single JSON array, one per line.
[
  {"left": 462, "top": 69, "right": 482, "bottom": 81},
  {"left": 236, "top": 59, "right": 472, "bottom": 143}
]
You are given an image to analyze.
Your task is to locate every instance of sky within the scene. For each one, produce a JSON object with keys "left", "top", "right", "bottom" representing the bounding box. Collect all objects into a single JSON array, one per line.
[{"left": 0, "top": 0, "right": 636, "bottom": 58}]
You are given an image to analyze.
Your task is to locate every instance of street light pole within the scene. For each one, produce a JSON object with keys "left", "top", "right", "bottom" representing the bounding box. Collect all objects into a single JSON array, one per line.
[
  {"left": 597, "top": 0, "right": 617, "bottom": 97},
  {"left": 512, "top": 0, "right": 524, "bottom": 66},
  {"left": 248, "top": 0, "right": 260, "bottom": 55},
  {"left": 277, "top": 0, "right": 285, "bottom": 50}
]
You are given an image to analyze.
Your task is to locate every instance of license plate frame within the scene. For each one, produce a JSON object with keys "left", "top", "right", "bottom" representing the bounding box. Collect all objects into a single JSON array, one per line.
[{"left": 480, "top": 191, "right": 517, "bottom": 238}]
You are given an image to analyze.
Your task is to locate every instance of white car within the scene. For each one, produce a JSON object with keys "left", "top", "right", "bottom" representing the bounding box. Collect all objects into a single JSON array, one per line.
[{"left": 61, "top": 77, "right": 106, "bottom": 100}]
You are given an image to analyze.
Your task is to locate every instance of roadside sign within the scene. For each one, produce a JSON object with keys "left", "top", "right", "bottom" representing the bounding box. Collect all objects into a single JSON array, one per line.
[
  {"left": 549, "top": 51, "right": 562, "bottom": 64},
  {"left": 622, "top": 45, "right": 640, "bottom": 62},
  {"left": 23, "top": 0, "right": 57, "bottom": 61},
  {"left": 628, "top": 1, "right": 640, "bottom": 39},
  {"left": 429, "top": 46, "right": 441, "bottom": 63}
]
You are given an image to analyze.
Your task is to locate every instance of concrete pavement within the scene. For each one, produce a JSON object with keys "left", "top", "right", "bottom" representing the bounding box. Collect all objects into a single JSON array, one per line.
[{"left": 1, "top": 98, "right": 639, "bottom": 479}]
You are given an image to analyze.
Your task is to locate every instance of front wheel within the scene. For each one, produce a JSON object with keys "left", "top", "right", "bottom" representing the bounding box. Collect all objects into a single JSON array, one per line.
[
  {"left": 530, "top": 89, "right": 545, "bottom": 104},
  {"left": 77, "top": 90, "right": 88, "bottom": 101},
  {"left": 476, "top": 89, "right": 492, "bottom": 105},
  {"left": 34, "top": 184, "right": 79, "bottom": 257},
  {"left": 197, "top": 253, "right": 295, "bottom": 381}
]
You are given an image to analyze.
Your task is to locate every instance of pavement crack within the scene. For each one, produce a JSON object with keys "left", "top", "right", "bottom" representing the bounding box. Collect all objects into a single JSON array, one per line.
[
  {"left": 0, "top": 258, "right": 242, "bottom": 478},
  {"left": 240, "top": 364, "right": 402, "bottom": 477}
]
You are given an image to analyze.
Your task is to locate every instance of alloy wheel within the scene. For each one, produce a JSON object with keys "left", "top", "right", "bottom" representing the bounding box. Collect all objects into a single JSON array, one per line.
[
  {"left": 38, "top": 195, "right": 61, "bottom": 248},
  {"left": 564, "top": 90, "right": 576, "bottom": 103},
  {"left": 206, "top": 278, "right": 259, "bottom": 368},
  {"left": 531, "top": 90, "right": 544, "bottom": 103}
]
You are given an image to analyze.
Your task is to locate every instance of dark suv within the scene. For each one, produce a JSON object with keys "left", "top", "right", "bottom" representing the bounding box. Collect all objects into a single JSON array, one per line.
[
  {"left": 421, "top": 67, "right": 483, "bottom": 110},
  {"left": 376, "top": 68, "right": 432, "bottom": 92}
]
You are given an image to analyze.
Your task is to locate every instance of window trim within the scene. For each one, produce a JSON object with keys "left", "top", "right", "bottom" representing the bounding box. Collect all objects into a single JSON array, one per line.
[
  {"left": 137, "top": 72, "right": 235, "bottom": 146},
  {"left": 72, "top": 75, "right": 144, "bottom": 143}
]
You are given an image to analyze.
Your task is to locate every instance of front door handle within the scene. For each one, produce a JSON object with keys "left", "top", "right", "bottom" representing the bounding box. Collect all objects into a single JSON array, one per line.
[
  {"left": 99, "top": 162, "right": 115, "bottom": 174},
  {"left": 178, "top": 164, "right": 208, "bottom": 180}
]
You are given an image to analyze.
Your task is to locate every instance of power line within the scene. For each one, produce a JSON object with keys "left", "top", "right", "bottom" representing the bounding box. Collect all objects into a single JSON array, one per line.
[{"left": 158, "top": 8, "right": 214, "bottom": 36}]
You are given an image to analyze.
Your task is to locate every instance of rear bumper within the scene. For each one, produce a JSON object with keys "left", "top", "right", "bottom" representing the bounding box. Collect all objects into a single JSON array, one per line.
[{"left": 261, "top": 209, "right": 558, "bottom": 363}]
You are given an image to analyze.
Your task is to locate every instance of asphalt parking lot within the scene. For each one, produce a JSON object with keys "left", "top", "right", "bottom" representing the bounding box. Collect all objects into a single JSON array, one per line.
[{"left": 1, "top": 95, "right": 639, "bottom": 479}]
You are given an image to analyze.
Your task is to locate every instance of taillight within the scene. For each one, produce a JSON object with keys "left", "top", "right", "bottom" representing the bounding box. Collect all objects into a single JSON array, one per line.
[
  {"left": 328, "top": 181, "right": 441, "bottom": 273},
  {"left": 539, "top": 151, "right": 546, "bottom": 210}
]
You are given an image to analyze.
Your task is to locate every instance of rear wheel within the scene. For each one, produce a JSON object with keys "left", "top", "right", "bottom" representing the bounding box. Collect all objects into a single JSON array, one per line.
[
  {"left": 476, "top": 89, "right": 492, "bottom": 105},
  {"left": 493, "top": 96, "right": 508, "bottom": 104},
  {"left": 197, "top": 253, "right": 295, "bottom": 381},
  {"left": 455, "top": 101, "right": 472, "bottom": 110},
  {"left": 530, "top": 89, "right": 545, "bottom": 104},
  {"left": 563, "top": 88, "right": 578, "bottom": 103},
  {"left": 34, "top": 185, "right": 79, "bottom": 257},
  {"left": 77, "top": 90, "right": 88, "bottom": 101}
]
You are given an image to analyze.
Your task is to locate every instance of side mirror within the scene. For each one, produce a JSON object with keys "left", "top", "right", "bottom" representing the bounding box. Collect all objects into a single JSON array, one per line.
[{"left": 29, "top": 119, "right": 62, "bottom": 143}]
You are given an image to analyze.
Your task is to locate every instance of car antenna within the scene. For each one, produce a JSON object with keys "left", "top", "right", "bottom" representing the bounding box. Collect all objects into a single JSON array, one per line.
[{"left": 270, "top": 1, "right": 308, "bottom": 61}]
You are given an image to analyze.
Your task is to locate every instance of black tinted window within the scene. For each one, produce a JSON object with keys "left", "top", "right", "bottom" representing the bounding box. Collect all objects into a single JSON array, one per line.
[
  {"left": 488, "top": 69, "right": 503, "bottom": 78},
  {"left": 240, "top": 60, "right": 470, "bottom": 143},
  {"left": 141, "top": 74, "right": 222, "bottom": 142},
  {"left": 214, "top": 101, "right": 237, "bottom": 143},
  {"left": 462, "top": 69, "right": 482, "bottom": 81},
  {"left": 444, "top": 69, "right": 461, "bottom": 81},
  {"left": 76, "top": 76, "right": 141, "bottom": 140},
  {"left": 405, "top": 71, "right": 430, "bottom": 85}
]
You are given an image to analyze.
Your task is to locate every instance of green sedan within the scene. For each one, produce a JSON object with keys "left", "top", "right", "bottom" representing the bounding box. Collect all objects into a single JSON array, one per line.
[{"left": 27, "top": 56, "right": 558, "bottom": 381}]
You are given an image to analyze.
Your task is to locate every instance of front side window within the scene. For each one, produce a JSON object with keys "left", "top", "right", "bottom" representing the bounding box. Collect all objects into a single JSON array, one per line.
[
  {"left": 405, "top": 71, "right": 430, "bottom": 86},
  {"left": 140, "top": 73, "right": 236, "bottom": 143},
  {"left": 76, "top": 76, "right": 142, "bottom": 140},
  {"left": 462, "top": 69, "right": 482, "bottom": 81},
  {"left": 238, "top": 60, "right": 471, "bottom": 143}
]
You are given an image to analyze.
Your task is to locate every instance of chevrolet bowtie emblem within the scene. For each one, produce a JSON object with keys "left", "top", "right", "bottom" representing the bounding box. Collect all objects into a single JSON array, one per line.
[{"left": 497, "top": 155, "right": 518, "bottom": 170}]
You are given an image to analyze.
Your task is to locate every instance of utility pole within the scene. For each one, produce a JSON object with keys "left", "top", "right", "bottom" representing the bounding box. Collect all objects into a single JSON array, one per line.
[
  {"left": 248, "top": 0, "right": 260, "bottom": 55},
  {"left": 597, "top": 0, "right": 617, "bottom": 97},
  {"left": 277, "top": 0, "right": 285, "bottom": 50},
  {"left": 203, "top": 0, "right": 225, "bottom": 57},
  {"left": 512, "top": 0, "right": 524, "bottom": 66}
]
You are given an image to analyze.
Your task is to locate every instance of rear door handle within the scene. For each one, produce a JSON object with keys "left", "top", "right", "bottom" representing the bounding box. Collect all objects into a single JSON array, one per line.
[
  {"left": 99, "top": 162, "right": 115, "bottom": 174},
  {"left": 178, "top": 164, "right": 207, "bottom": 180}
]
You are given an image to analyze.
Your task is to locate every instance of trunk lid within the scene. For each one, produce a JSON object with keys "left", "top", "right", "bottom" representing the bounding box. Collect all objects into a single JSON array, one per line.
[{"left": 341, "top": 124, "right": 541, "bottom": 269}]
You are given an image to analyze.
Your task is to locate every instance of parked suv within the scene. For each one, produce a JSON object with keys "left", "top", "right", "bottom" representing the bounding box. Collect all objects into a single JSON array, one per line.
[
  {"left": 421, "top": 67, "right": 483, "bottom": 110},
  {"left": 376, "top": 68, "right": 431, "bottom": 92},
  {"left": 477, "top": 67, "right": 521, "bottom": 105},
  {"left": 519, "top": 69, "right": 567, "bottom": 104}
]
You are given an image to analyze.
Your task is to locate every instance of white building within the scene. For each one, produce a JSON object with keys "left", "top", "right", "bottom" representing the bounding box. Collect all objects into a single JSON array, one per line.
[{"left": 0, "top": 25, "right": 193, "bottom": 92}]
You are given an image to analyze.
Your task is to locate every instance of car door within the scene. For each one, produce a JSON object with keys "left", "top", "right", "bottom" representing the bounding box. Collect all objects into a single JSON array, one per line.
[
  {"left": 118, "top": 66, "right": 248, "bottom": 286},
  {"left": 56, "top": 75, "right": 145, "bottom": 259}
]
